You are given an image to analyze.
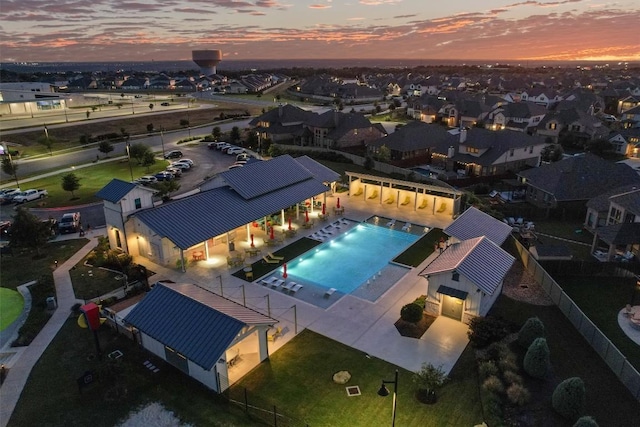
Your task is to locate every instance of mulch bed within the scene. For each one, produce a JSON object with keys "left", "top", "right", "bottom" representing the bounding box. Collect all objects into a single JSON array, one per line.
[{"left": 394, "top": 313, "right": 437, "bottom": 338}]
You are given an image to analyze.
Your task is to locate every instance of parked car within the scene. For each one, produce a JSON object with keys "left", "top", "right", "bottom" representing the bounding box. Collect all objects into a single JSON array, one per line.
[
  {"left": 219, "top": 144, "right": 233, "bottom": 152},
  {"left": 234, "top": 159, "right": 247, "bottom": 166},
  {"left": 165, "top": 167, "right": 182, "bottom": 177},
  {"left": 215, "top": 142, "right": 231, "bottom": 150},
  {"left": 227, "top": 147, "right": 246, "bottom": 155},
  {"left": 164, "top": 150, "right": 183, "bottom": 159},
  {"left": 0, "top": 220, "right": 11, "bottom": 239},
  {"left": 170, "top": 162, "right": 190, "bottom": 170},
  {"left": 155, "top": 171, "right": 174, "bottom": 181},
  {"left": 207, "top": 141, "right": 220, "bottom": 149},
  {"left": 228, "top": 164, "right": 244, "bottom": 170},
  {"left": 135, "top": 175, "right": 158, "bottom": 185},
  {"left": 161, "top": 102, "right": 171, "bottom": 106},
  {"left": 236, "top": 153, "right": 251, "bottom": 161},
  {"left": 173, "top": 158, "right": 194, "bottom": 167},
  {"left": 12, "top": 189, "right": 48, "bottom": 204},
  {"left": 59, "top": 212, "right": 81, "bottom": 234},
  {"left": 0, "top": 188, "right": 21, "bottom": 204}
]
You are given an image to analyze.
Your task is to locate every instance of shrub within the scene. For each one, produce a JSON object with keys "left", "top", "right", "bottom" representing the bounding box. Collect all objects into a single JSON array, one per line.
[
  {"left": 498, "top": 353, "right": 519, "bottom": 373},
  {"left": 413, "top": 295, "right": 427, "bottom": 309},
  {"left": 478, "top": 360, "right": 499, "bottom": 379},
  {"left": 573, "top": 416, "right": 598, "bottom": 427},
  {"left": 552, "top": 377, "right": 586, "bottom": 421},
  {"left": 506, "top": 383, "right": 531, "bottom": 406},
  {"left": 400, "top": 302, "right": 423, "bottom": 323},
  {"left": 482, "top": 390, "right": 503, "bottom": 427},
  {"left": 413, "top": 363, "right": 447, "bottom": 396},
  {"left": 503, "top": 370, "right": 523, "bottom": 386},
  {"left": 523, "top": 337, "right": 551, "bottom": 379},
  {"left": 486, "top": 341, "right": 509, "bottom": 360},
  {"left": 467, "top": 316, "right": 510, "bottom": 348},
  {"left": 482, "top": 375, "right": 504, "bottom": 394},
  {"left": 517, "top": 316, "right": 545, "bottom": 349}
]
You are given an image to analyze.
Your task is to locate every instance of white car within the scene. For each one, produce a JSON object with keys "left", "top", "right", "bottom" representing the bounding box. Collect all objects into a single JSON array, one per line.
[
  {"left": 228, "top": 164, "right": 244, "bottom": 170},
  {"left": 136, "top": 175, "right": 157, "bottom": 185},
  {"left": 170, "top": 162, "right": 191, "bottom": 170},
  {"left": 174, "top": 158, "right": 194, "bottom": 166},
  {"left": 226, "top": 147, "right": 246, "bottom": 155},
  {"left": 165, "top": 167, "right": 183, "bottom": 177},
  {"left": 215, "top": 142, "right": 231, "bottom": 150}
]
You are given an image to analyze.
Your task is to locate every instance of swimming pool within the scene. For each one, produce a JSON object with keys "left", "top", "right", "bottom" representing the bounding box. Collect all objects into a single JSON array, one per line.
[{"left": 286, "top": 223, "right": 420, "bottom": 294}]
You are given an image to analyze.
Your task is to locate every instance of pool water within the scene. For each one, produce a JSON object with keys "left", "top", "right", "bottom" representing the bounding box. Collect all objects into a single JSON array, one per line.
[{"left": 287, "top": 223, "right": 420, "bottom": 294}]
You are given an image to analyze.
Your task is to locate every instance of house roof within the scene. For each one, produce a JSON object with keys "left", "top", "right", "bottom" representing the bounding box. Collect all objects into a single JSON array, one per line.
[
  {"left": 419, "top": 237, "right": 515, "bottom": 295},
  {"left": 595, "top": 222, "right": 640, "bottom": 245},
  {"left": 368, "top": 121, "right": 450, "bottom": 151},
  {"left": 586, "top": 184, "right": 640, "bottom": 212},
  {"left": 444, "top": 206, "right": 513, "bottom": 246},
  {"left": 518, "top": 153, "right": 640, "bottom": 201},
  {"left": 96, "top": 178, "right": 138, "bottom": 203},
  {"left": 294, "top": 155, "right": 341, "bottom": 183},
  {"left": 134, "top": 156, "right": 330, "bottom": 249},
  {"left": 124, "top": 282, "right": 274, "bottom": 370}
]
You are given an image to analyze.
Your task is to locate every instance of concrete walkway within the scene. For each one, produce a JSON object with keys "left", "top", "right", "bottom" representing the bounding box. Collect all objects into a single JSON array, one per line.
[{"left": 0, "top": 235, "right": 99, "bottom": 427}]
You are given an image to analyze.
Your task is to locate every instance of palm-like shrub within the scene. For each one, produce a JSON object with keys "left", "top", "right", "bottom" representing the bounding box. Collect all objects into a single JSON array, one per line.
[
  {"left": 523, "top": 337, "right": 550, "bottom": 379},
  {"left": 400, "top": 302, "right": 423, "bottom": 323},
  {"left": 482, "top": 375, "right": 504, "bottom": 394},
  {"left": 478, "top": 360, "right": 499, "bottom": 379},
  {"left": 413, "top": 362, "right": 447, "bottom": 403},
  {"left": 506, "top": 383, "right": 531, "bottom": 406},
  {"left": 517, "top": 317, "right": 545, "bottom": 348},
  {"left": 552, "top": 377, "right": 586, "bottom": 421}
]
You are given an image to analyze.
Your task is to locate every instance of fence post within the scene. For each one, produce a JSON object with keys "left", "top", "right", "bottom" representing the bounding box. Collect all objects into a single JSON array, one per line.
[{"left": 273, "top": 405, "right": 278, "bottom": 427}]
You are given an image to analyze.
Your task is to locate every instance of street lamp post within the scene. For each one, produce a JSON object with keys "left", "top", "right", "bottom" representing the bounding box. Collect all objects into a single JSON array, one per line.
[
  {"left": 378, "top": 369, "right": 399, "bottom": 427},
  {"left": 0, "top": 144, "right": 20, "bottom": 188},
  {"left": 125, "top": 140, "right": 134, "bottom": 182},
  {"left": 159, "top": 128, "right": 166, "bottom": 159}
]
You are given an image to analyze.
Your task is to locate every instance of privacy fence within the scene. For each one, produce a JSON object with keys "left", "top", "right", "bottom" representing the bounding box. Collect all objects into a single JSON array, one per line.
[{"left": 513, "top": 239, "right": 640, "bottom": 401}]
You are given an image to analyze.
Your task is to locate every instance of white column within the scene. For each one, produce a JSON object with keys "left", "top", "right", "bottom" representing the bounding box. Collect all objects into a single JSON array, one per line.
[{"left": 258, "top": 328, "right": 269, "bottom": 361}]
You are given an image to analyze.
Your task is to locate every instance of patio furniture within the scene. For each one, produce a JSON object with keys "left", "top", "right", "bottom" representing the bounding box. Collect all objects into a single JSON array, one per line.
[
  {"left": 324, "top": 288, "right": 337, "bottom": 298},
  {"left": 401, "top": 222, "right": 411, "bottom": 232},
  {"left": 437, "top": 203, "right": 447, "bottom": 213},
  {"left": 270, "top": 278, "right": 285, "bottom": 289},
  {"left": 352, "top": 188, "right": 363, "bottom": 196},
  {"left": 384, "top": 196, "right": 395, "bottom": 204},
  {"left": 417, "top": 199, "right": 428, "bottom": 209},
  {"left": 289, "top": 283, "right": 304, "bottom": 294},
  {"left": 226, "top": 348, "right": 240, "bottom": 367},
  {"left": 260, "top": 276, "right": 281, "bottom": 286},
  {"left": 625, "top": 304, "right": 634, "bottom": 317},
  {"left": 262, "top": 256, "right": 280, "bottom": 264},
  {"left": 267, "top": 252, "right": 284, "bottom": 260},
  {"left": 401, "top": 196, "right": 411, "bottom": 206},
  {"left": 192, "top": 251, "right": 204, "bottom": 261},
  {"left": 368, "top": 191, "right": 378, "bottom": 200},
  {"left": 282, "top": 282, "right": 294, "bottom": 292},
  {"left": 268, "top": 326, "right": 282, "bottom": 342},
  {"left": 386, "top": 219, "right": 396, "bottom": 227},
  {"left": 245, "top": 248, "right": 261, "bottom": 256}
]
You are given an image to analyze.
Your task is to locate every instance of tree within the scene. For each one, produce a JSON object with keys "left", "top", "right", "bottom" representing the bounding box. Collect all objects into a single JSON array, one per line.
[
  {"left": 86, "top": 111, "right": 91, "bottom": 119},
  {"left": 142, "top": 150, "right": 156, "bottom": 172},
  {"left": 129, "top": 143, "right": 151, "bottom": 164},
  {"left": 146, "top": 123, "right": 154, "bottom": 132},
  {"left": 9, "top": 207, "right": 51, "bottom": 257},
  {"left": 413, "top": 363, "right": 447, "bottom": 403},
  {"left": 61, "top": 172, "right": 81, "bottom": 198},
  {"left": 212, "top": 126, "right": 222, "bottom": 140},
  {"left": 148, "top": 103, "right": 154, "bottom": 111},
  {"left": 38, "top": 135, "right": 54, "bottom": 156},
  {"left": 541, "top": 144, "right": 564, "bottom": 162},
  {"left": 230, "top": 126, "right": 241, "bottom": 143},
  {"left": 377, "top": 145, "right": 391, "bottom": 162},
  {"left": 98, "top": 140, "right": 114, "bottom": 157},
  {"left": 517, "top": 317, "right": 545, "bottom": 349},
  {"left": 552, "top": 377, "right": 586, "bottom": 421},
  {"left": 180, "top": 119, "right": 190, "bottom": 127},
  {"left": 523, "top": 337, "right": 550, "bottom": 379},
  {"left": 153, "top": 180, "right": 180, "bottom": 201},
  {"left": 1, "top": 156, "right": 19, "bottom": 187}
]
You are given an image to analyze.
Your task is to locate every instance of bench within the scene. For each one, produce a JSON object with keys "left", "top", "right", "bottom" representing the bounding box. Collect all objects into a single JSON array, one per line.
[{"left": 324, "top": 288, "right": 337, "bottom": 298}]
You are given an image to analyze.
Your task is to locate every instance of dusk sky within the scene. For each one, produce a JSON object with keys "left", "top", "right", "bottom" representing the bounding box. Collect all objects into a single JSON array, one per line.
[{"left": 1, "top": 0, "right": 639, "bottom": 63}]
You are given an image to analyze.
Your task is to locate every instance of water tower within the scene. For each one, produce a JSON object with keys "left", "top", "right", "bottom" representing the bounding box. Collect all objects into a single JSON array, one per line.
[{"left": 192, "top": 49, "right": 222, "bottom": 76}]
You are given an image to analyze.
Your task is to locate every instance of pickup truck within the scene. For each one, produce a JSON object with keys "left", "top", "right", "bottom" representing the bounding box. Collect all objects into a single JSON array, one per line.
[
  {"left": 58, "top": 212, "right": 81, "bottom": 234},
  {"left": 12, "top": 189, "right": 48, "bottom": 204}
]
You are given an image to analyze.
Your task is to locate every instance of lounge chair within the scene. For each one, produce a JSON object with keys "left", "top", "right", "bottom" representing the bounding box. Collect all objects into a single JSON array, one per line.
[
  {"left": 289, "top": 283, "right": 304, "bottom": 294},
  {"left": 417, "top": 199, "right": 428, "bottom": 209},
  {"left": 262, "top": 256, "right": 280, "bottom": 264},
  {"left": 385, "top": 197, "right": 395, "bottom": 204},
  {"left": 260, "top": 276, "right": 281, "bottom": 286},
  {"left": 267, "top": 326, "right": 282, "bottom": 342},
  {"left": 386, "top": 219, "right": 396, "bottom": 227},
  {"left": 436, "top": 203, "right": 446, "bottom": 213},
  {"left": 352, "top": 188, "right": 363, "bottom": 196},
  {"left": 267, "top": 252, "right": 284, "bottom": 260},
  {"left": 324, "top": 287, "right": 337, "bottom": 298},
  {"left": 270, "top": 279, "right": 285, "bottom": 289},
  {"left": 401, "top": 196, "right": 410, "bottom": 206},
  {"left": 367, "top": 191, "right": 378, "bottom": 200},
  {"left": 401, "top": 222, "right": 411, "bottom": 232},
  {"left": 282, "top": 282, "right": 294, "bottom": 292}
]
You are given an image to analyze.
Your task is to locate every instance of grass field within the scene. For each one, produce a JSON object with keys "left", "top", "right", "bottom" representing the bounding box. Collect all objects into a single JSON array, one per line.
[
  {"left": 0, "top": 287, "right": 24, "bottom": 331},
  {"left": 7, "top": 159, "right": 168, "bottom": 207}
]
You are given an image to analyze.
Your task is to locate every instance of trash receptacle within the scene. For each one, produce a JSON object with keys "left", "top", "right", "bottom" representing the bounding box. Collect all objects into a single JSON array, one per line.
[
  {"left": 46, "top": 296, "right": 57, "bottom": 310},
  {"left": 228, "top": 242, "right": 235, "bottom": 252}
]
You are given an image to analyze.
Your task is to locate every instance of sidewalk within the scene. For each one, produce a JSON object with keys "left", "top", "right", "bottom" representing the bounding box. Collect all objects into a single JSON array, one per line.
[{"left": 0, "top": 236, "right": 99, "bottom": 427}]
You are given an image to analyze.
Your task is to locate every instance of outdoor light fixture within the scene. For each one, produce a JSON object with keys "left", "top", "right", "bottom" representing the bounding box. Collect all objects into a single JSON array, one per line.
[{"left": 378, "top": 369, "right": 398, "bottom": 427}]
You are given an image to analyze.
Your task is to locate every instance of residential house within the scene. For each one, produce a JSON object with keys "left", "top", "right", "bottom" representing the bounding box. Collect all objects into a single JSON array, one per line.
[
  {"left": 520, "top": 87, "right": 562, "bottom": 108},
  {"left": 124, "top": 281, "right": 276, "bottom": 392},
  {"left": 608, "top": 129, "right": 640, "bottom": 157},
  {"left": 302, "top": 110, "right": 386, "bottom": 150},
  {"left": 249, "top": 104, "right": 315, "bottom": 144},
  {"left": 486, "top": 101, "right": 547, "bottom": 133},
  {"left": 585, "top": 185, "right": 640, "bottom": 231},
  {"left": 621, "top": 105, "right": 640, "bottom": 129},
  {"left": 518, "top": 153, "right": 640, "bottom": 217},
  {"left": 536, "top": 108, "right": 608, "bottom": 144}
]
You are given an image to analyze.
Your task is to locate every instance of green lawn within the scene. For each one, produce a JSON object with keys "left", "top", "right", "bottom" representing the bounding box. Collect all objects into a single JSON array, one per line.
[
  {"left": 10, "top": 159, "right": 168, "bottom": 208},
  {"left": 555, "top": 275, "right": 640, "bottom": 370},
  {"left": 393, "top": 228, "right": 446, "bottom": 267},
  {"left": 0, "top": 287, "right": 24, "bottom": 330},
  {"left": 232, "top": 330, "right": 483, "bottom": 426}
]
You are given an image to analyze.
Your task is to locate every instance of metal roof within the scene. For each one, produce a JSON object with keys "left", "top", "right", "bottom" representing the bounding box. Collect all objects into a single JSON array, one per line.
[
  {"left": 135, "top": 176, "right": 329, "bottom": 249},
  {"left": 219, "top": 155, "right": 315, "bottom": 200},
  {"left": 124, "top": 283, "right": 245, "bottom": 370},
  {"left": 419, "top": 237, "right": 515, "bottom": 295},
  {"left": 444, "top": 207, "right": 513, "bottom": 246},
  {"left": 437, "top": 285, "right": 469, "bottom": 300},
  {"left": 295, "top": 155, "right": 341, "bottom": 183},
  {"left": 96, "top": 179, "right": 138, "bottom": 203}
]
